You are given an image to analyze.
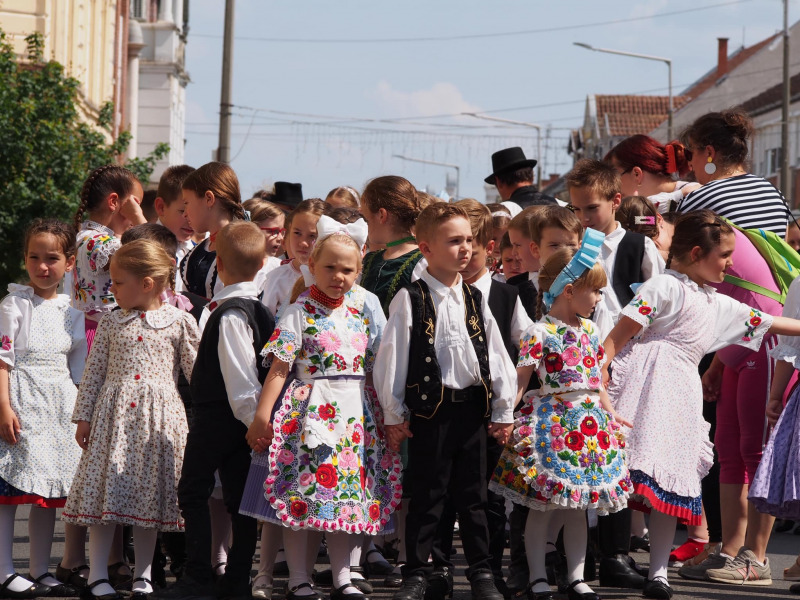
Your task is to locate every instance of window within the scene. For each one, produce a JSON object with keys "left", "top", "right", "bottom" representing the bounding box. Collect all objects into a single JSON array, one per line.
[
  {"left": 765, "top": 148, "right": 783, "bottom": 175},
  {"left": 130, "top": 0, "right": 146, "bottom": 20}
]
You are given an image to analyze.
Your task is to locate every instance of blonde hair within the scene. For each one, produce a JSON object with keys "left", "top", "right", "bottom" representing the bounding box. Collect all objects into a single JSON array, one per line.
[
  {"left": 111, "top": 239, "right": 176, "bottom": 294},
  {"left": 536, "top": 248, "right": 607, "bottom": 319},
  {"left": 215, "top": 222, "right": 267, "bottom": 281},
  {"left": 455, "top": 198, "right": 493, "bottom": 247},
  {"left": 289, "top": 234, "right": 362, "bottom": 303},
  {"left": 507, "top": 205, "right": 547, "bottom": 238},
  {"left": 325, "top": 186, "right": 360, "bottom": 208},
  {"left": 414, "top": 203, "right": 469, "bottom": 244},
  {"left": 243, "top": 197, "right": 284, "bottom": 224}
]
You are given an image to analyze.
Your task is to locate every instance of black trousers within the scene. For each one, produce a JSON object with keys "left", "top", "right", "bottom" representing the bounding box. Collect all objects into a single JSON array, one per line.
[
  {"left": 404, "top": 390, "right": 492, "bottom": 579},
  {"left": 431, "top": 437, "right": 506, "bottom": 578},
  {"left": 178, "top": 405, "right": 257, "bottom": 586}
]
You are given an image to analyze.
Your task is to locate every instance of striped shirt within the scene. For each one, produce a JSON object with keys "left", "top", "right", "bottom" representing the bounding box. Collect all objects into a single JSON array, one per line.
[{"left": 678, "top": 174, "right": 789, "bottom": 236}]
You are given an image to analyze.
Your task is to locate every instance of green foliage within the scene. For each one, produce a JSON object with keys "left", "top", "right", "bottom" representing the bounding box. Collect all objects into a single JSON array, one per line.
[{"left": 0, "top": 30, "right": 169, "bottom": 288}]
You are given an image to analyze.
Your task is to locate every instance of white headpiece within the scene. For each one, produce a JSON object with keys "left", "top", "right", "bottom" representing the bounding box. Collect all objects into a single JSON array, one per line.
[{"left": 316, "top": 215, "right": 369, "bottom": 248}]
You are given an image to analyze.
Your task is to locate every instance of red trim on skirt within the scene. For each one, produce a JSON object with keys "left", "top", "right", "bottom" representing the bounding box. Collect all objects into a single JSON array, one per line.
[
  {"left": 628, "top": 482, "right": 702, "bottom": 526},
  {"left": 0, "top": 495, "right": 66, "bottom": 508}
]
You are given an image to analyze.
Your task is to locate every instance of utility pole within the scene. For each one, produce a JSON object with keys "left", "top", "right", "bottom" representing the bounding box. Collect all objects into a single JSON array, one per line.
[
  {"left": 781, "top": 0, "right": 791, "bottom": 204},
  {"left": 217, "top": 0, "right": 235, "bottom": 163}
]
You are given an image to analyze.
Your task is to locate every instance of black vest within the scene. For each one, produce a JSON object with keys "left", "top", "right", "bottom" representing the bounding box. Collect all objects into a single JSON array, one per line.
[
  {"left": 506, "top": 272, "right": 538, "bottom": 320},
  {"left": 191, "top": 298, "right": 275, "bottom": 408},
  {"left": 404, "top": 280, "right": 492, "bottom": 419},
  {"left": 488, "top": 279, "right": 519, "bottom": 362},
  {"left": 612, "top": 231, "right": 646, "bottom": 307}
]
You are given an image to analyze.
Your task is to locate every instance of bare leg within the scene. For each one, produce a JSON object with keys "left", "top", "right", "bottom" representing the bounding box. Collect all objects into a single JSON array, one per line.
[
  {"left": 719, "top": 484, "right": 747, "bottom": 557},
  {"left": 744, "top": 500, "right": 775, "bottom": 563}
]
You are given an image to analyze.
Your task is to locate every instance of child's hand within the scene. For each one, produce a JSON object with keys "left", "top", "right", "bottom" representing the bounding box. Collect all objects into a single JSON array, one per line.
[
  {"left": 75, "top": 420, "right": 91, "bottom": 450},
  {"left": 246, "top": 415, "right": 273, "bottom": 450},
  {"left": 117, "top": 195, "right": 147, "bottom": 226},
  {"left": 0, "top": 405, "right": 20, "bottom": 445},
  {"left": 385, "top": 422, "right": 412, "bottom": 452},
  {"left": 766, "top": 394, "right": 785, "bottom": 427},
  {"left": 601, "top": 367, "right": 610, "bottom": 388},
  {"left": 608, "top": 409, "right": 633, "bottom": 429},
  {"left": 488, "top": 422, "right": 513, "bottom": 446},
  {"left": 253, "top": 437, "right": 271, "bottom": 454},
  {"left": 701, "top": 356, "right": 724, "bottom": 402}
]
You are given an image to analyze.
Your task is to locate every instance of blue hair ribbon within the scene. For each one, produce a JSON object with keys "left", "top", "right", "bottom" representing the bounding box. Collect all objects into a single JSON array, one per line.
[{"left": 542, "top": 228, "right": 605, "bottom": 311}]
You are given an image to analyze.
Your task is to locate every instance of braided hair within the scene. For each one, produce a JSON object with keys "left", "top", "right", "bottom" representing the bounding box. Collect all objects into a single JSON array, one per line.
[
  {"left": 74, "top": 165, "right": 139, "bottom": 230},
  {"left": 181, "top": 162, "right": 245, "bottom": 221},
  {"left": 667, "top": 209, "right": 733, "bottom": 269}
]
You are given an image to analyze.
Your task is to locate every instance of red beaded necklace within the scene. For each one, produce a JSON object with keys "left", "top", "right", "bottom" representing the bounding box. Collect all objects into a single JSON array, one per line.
[{"left": 309, "top": 285, "right": 344, "bottom": 308}]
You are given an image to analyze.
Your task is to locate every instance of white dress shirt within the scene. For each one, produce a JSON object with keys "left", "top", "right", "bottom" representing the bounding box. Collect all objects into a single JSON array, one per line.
[
  {"left": 260, "top": 261, "right": 302, "bottom": 319},
  {"left": 592, "top": 222, "right": 663, "bottom": 338},
  {"left": 374, "top": 269, "right": 516, "bottom": 426},
  {"left": 199, "top": 281, "right": 262, "bottom": 427},
  {"left": 470, "top": 270, "right": 534, "bottom": 352}
]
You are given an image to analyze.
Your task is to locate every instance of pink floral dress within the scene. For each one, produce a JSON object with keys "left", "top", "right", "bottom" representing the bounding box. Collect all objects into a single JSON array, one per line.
[
  {"left": 239, "top": 285, "right": 402, "bottom": 534},
  {"left": 489, "top": 315, "right": 631, "bottom": 514}
]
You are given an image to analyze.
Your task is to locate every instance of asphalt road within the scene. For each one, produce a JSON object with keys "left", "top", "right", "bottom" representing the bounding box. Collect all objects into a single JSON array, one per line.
[{"left": 12, "top": 506, "right": 800, "bottom": 599}]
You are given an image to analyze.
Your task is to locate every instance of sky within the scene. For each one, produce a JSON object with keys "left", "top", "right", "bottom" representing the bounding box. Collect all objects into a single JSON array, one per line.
[{"left": 182, "top": 0, "right": 791, "bottom": 201}]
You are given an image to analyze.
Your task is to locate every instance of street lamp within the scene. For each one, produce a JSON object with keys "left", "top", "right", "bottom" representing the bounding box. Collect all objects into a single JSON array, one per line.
[
  {"left": 574, "top": 42, "right": 673, "bottom": 140},
  {"left": 462, "top": 113, "right": 543, "bottom": 187},
  {"left": 393, "top": 155, "right": 460, "bottom": 200}
]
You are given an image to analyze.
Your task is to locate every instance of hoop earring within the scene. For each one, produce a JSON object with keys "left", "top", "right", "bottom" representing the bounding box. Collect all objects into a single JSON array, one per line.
[{"left": 704, "top": 156, "right": 717, "bottom": 175}]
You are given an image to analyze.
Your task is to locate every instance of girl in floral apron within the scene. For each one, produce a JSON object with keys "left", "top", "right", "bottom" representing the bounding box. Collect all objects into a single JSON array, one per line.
[
  {"left": 490, "top": 231, "right": 631, "bottom": 600},
  {"left": 241, "top": 217, "right": 402, "bottom": 600}
]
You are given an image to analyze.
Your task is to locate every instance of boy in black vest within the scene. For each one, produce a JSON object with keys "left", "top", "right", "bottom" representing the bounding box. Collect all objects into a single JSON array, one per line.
[
  {"left": 374, "top": 203, "right": 516, "bottom": 600},
  {"left": 565, "top": 159, "right": 662, "bottom": 590},
  {"left": 505, "top": 206, "right": 548, "bottom": 319},
  {"left": 154, "top": 222, "right": 275, "bottom": 600}
]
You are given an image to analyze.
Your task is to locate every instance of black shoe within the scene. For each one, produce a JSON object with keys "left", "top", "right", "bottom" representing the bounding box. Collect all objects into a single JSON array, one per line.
[
  {"left": 55, "top": 563, "right": 89, "bottom": 589},
  {"left": 493, "top": 577, "right": 510, "bottom": 600},
  {"left": 149, "top": 575, "right": 216, "bottom": 600},
  {"left": 132, "top": 577, "right": 154, "bottom": 600},
  {"left": 28, "top": 573, "right": 80, "bottom": 597},
  {"left": 313, "top": 570, "right": 333, "bottom": 585},
  {"left": 544, "top": 551, "right": 568, "bottom": 592},
  {"left": 384, "top": 567, "right": 404, "bottom": 589},
  {"left": 107, "top": 563, "right": 132, "bottom": 591},
  {"left": 469, "top": 571, "right": 503, "bottom": 600},
  {"left": 505, "top": 570, "right": 529, "bottom": 597},
  {"left": 392, "top": 575, "right": 426, "bottom": 600},
  {"left": 0, "top": 574, "right": 51, "bottom": 599},
  {"left": 642, "top": 578, "right": 672, "bottom": 600},
  {"left": 522, "top": 578, "right": 552, "bottom": 600},
  {"left": 331, "top": 584, "right": 369, "bottom": 600},
  {"left": 287, "top": 583, "right": 324, "bottom": 600},
  {"left": 630, "top": 535, "right": 650, "bottom": 553},
  {"left": 565, "top": 580, "right": 599, "bottom": 600},
  {"left": 215, "top": 574, "right": 253, "bottom": 600},
  {"left": 791, "top": 582, "right": 800, "bottom": 594},
  {"left": 363, "top": 550, "right": 394, "bottom": 577},
  {"left": 424, "top": 568, "right": 453, "bottom": 600},
  {"left": 80, "top": 579, "right": 123, "bottom": 600},
  {"left": 598, "top": 555, "right": 645, "bottom": 590},
  {"left": 348, "top": 569, "right": 373, "bottom": 595}
]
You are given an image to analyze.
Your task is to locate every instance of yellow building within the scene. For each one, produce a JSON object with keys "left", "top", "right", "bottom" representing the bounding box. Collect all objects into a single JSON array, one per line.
[{"left": 0, "top": 0, "right": 127, "bottom": 137}]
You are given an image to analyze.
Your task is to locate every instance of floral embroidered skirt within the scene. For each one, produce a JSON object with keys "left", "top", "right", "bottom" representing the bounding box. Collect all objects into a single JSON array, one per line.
[
  {"left": 489, "top": 390, "right": 630, "bottom": 514},
  {"left": 239, "top": 378, "right": 402, "bottom": 533}
]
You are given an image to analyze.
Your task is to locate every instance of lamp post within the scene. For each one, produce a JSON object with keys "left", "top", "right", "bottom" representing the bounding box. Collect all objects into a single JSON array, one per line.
[
  {"left": 462, "top": 113, "right": 543, "bottom": 187},
  {"left": 393, "top": 155, "right": 460, "bottom": 200},
  {"left": 574, "top": 42, "right": 673, "bottom": 141}
]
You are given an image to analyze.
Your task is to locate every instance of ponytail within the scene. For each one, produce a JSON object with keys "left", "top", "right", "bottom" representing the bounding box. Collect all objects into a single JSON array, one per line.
[{"left": 535, "top": 287, "right": 546, "bottom": 320}]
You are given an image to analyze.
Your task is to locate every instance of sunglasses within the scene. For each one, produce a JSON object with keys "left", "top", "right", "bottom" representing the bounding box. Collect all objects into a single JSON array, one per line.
[{"left": 260, "top": 227, "right": 286, "bottom": 237}]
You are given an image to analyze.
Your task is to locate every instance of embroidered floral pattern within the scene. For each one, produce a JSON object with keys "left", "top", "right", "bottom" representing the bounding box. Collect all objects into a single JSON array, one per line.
[
  {"left": 0, "top": 335, "right": 11, "bottom": 352},
  {"left": 742, "top": 309, "right": 764, "bottom": 342},
  {"left": 630, "top": 296, "right": 656, "bottom": 325}
]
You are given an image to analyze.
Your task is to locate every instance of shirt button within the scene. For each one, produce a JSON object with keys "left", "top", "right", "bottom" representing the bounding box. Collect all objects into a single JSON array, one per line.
[
  {"left": 428, "top": 338, "right": 434, "bottom": 344},
  {"left": 425, "top": 357, "right": 432, "bottom": 363},
  {"left": 130, "top": 402, "right": 137, "bottom": 408},
  {"left": 479, "top": 336, "right": 484, "bottom": 342},
  {"left": 423, "top": 376, "right": 430, "bottom": 382},
  {"left": 140, "top": 313, "right": 145, "bottom": 319},
  {"left": 421, "top": 394, "right": 427, "bottom": 400},
  {"left": 134, "top": 374, "right": 141, "bottom": 380},
  {"left": 137, "top": 336, "right": 143, "bottom": 342}
]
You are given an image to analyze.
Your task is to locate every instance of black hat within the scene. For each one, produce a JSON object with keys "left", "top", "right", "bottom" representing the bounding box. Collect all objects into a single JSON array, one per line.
[
  {"left": 273, "top": 182, "right": 303, "bottom": 210},
  {"left": 484, "top": 147, "right": 538, "bottom": 184}
]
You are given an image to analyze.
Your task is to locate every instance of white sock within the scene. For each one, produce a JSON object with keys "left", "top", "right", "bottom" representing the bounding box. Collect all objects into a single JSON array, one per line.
[
  {"left": 257, "top": 522, "right": 282, "bottom": 580},
  {"left": 28, "top": 506, "right": 56, "bottom": 581},
  {"left": 327, "top": 533, "right": 359, "bottom": 594},
  {"left": 209, "top": 497, "right": 231, "bottom": 574},
  {"left": 524, "top": 509, "right": 552, "bottom": 594},
  {"left": 647, "top": 511, "right": 677, "bottom": 582},
  {"left": 0, "top": 505, "right": 33, "bottom": 592},
  {"left": 107, "top": 525, "right": 126, "bottom": 567},
  {"left": 546, "top": 510, "right": 565, "bottom": 548},
  {"left": 88, "top": 524, "right": 117, "bottom": 596},
  {"left": 284, "top": 528, "right": 314, "bottom": 596},
  {"left": 305, "top": 531, "right": 324, "bottom": 576},
  {"left": 60, "top": 523, "right": 88, "bottom": 574},
  {"left": 631, "top": 510, "right": 648, "bottom": 538},
  {"left": 132, "top": 527, "right": 157, "bottom": 593},
  {"left": 349, "top": 535, "right": 364, "bottom": 578},
  {"left": 562, "top": 511, "right": 592, "bottom": 595}
]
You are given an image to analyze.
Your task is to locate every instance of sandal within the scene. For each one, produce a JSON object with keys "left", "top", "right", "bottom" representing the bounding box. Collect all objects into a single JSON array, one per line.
[
  {"left": 55, "top": 563, "right": 89, "bottom": 589},
  {"left": 252, "top": 572, "right": 273, "bottom": 600},
  {"left": 79, "top": 578, "right": 122, "bottom": 600},
  {"left": 131, "top": 577, "right": 153, "bottom": 600},
  {"left": 28, "top": 573, "right": 79, "bottom": 597},
  {"left": 0, "top": 574, "right": 50, "bottom": 599}
]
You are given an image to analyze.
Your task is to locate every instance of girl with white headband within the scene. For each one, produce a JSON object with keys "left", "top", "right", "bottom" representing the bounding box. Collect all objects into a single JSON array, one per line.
[{"left": 240, "top": 214, "right": 401, "bottom": 600}]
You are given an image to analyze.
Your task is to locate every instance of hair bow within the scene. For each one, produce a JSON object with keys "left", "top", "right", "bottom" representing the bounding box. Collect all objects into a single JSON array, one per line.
[
  {"left": 316, "top": 215, "right": 369, "bottom": 248},
  {"left": 160, "top": 290, "right": 194, "bottom": 312},
  {"left": 542, "top": 228, "right": 605, "bottom": 311}
]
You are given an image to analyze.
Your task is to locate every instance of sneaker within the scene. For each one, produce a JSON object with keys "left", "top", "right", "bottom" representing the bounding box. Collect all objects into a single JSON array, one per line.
[
  {"left": 705, "top": 547, "right": 772, "bottom": 586},
  {"left": 668, "top": 539, "right": 706, "bottom": 567},
  {"left": 677, "top": 545, "right": 731, "bottom": 581},
  {"left": 682, "top": 544, "right": 711, "bottom": 567},
  {"left": 786, "top": 558, "right": 800, "bottom": 581}
]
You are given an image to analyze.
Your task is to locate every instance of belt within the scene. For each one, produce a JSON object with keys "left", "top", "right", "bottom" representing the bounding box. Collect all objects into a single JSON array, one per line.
[{"left": 444, "top": 385, "right": 483, "bottom": 403}]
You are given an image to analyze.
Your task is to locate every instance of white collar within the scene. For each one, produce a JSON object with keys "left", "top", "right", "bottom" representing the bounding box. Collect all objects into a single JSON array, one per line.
[
  {"left": 666, "top": 269, "right": 716, "bottom": 295},
  {"left": 209, "top": 281, "right": 258, "bottom": 305},
  {"left": 603, "top": 222, "right": 625, "bottom": 244},
  {"left": 7, "top": 284, "right": 70, "bottom": 307},
  {"left": 469, "top": 270, "right": 492, "bottom": 295},
  {"left": 82, "top": 220, "right": 115, "bottom": 237},
  {"left": 109, "top": 303, "right": 183, "bottom": 329},
  {"left": 420, "top": 269, "right": 463, "bottom": 297}
]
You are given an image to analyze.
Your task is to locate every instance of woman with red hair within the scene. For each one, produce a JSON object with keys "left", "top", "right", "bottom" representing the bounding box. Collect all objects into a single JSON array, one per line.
[{"left": 605, "top": 134, "right": 699, "bottom": 213}]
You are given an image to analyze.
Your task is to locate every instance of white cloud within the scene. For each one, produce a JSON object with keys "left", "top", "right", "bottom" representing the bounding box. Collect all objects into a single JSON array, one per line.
[
  {"left": 628, "top": 0, "right": 669, "bottom": 19},
  {"left": 371, "top": 81, "right": 482, "bottom": 118}
]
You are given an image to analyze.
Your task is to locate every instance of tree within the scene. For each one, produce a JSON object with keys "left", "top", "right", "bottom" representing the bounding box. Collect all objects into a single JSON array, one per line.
[{"left": 0, "top": 31, "right": 169, "bottom": 287}]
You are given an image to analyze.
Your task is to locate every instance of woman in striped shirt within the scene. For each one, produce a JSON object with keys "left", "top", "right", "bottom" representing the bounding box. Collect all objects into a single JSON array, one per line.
[{"left": 678, "top": 108, "right": 790, "bottom": 236}]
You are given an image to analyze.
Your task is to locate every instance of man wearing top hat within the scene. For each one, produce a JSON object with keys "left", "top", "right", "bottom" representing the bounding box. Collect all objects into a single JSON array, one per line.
[
  {"left": 485, "top": 147, "right": 556, "bottom": 209},
  {"left": 271, "top": 181, "right": 303, "bottom": 213}
]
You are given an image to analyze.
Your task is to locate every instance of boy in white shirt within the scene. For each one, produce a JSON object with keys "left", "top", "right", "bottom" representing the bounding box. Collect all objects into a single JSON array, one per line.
[
  {"left": 374, "top": 203, "right": 515, "bottom": 600},
  {"left": 154, "top": 165, "right": 197, "bottom": 292}
]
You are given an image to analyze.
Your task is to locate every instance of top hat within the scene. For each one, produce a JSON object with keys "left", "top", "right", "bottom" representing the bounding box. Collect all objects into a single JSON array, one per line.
[
  {"left": 485, "top": 147, "right": 538, "bottom": 184},
  {"left": 273, "top": 182, "right": 304, "bottom": 210}
]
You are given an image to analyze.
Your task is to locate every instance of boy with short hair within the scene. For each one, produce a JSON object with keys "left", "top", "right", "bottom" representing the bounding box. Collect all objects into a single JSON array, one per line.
[
  {"left": 565, "top": 159, "right": 661, "bottom": 590},
  {"left": 155, "top": 222, "right": 274, "bottom": 600},
  {"left": 529, "top": 205, "right": 583, "bottom": 266},
  {"left": 155, "top": 165, "right": 197, "bottom": 290},
  {"left": 505, "top": 206, "right": 548, "bottom": 318},
  {"left": 375, "top": 203, "right": 516, "bottom": 600}
]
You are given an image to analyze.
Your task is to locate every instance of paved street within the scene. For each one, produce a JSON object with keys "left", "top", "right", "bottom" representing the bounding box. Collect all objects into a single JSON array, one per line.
[{"left": 14, "top": 506, "right": 800, "bottom": 599}]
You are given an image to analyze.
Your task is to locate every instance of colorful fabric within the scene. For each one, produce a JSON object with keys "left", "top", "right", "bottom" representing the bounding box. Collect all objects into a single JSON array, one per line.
[
  {"left": 628, "top": 470, "right": 703, "bottom": 526},
  {"left": 489, "top": 316, "right": 630, "bottom": 514},
  {"left": 0, "top": 476, "right": 65, "bottom": 508},
  {"left": 72, "top": 221, "right": 119, "bottom": 314}
]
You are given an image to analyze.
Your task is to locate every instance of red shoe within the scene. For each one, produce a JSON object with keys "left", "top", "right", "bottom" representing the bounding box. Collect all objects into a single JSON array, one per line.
[{"left": 669, "top": 539, "right": 706, "bottom": 567}]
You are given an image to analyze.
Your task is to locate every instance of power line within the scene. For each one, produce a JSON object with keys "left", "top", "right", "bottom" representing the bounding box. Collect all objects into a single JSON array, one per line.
[{"left": 190, "top": 0, "right": 753, "bottom": 44}]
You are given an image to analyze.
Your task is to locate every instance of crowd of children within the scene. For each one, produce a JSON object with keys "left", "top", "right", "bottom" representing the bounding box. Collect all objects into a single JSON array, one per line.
[{"left": 3, "top": 107, "right": 800, "bottom": 600}]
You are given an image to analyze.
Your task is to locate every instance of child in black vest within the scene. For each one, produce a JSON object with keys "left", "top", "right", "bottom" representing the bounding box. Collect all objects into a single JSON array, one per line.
[
  {"left": 374, "top": 203, "right": 516, "bottom": 600},
  {"left": 154, "top": 222, "right": 275, "bottom": 600},
  {"left": 565, "top": 159, "right": 662, "bottom": 590}
]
